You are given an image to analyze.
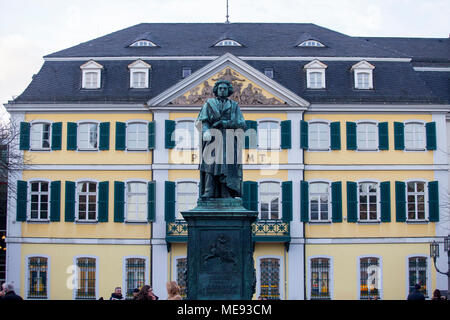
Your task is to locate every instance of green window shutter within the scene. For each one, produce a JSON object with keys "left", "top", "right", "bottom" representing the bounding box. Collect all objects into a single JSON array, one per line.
[
  {"left": 65, "top": 181, "right": 76, "bottom": 222},
  {"left": 281, "top": 181, "right": 293, "bottom": 222},
  {"left": 394, "top": 122, "right": 405, "bottom": 150},
  {"left": 378, "top": 122, "right": 389, "bottom": 150},
  {"left": 148, "top": 181, "right": 156, "bottom": 222},
  {"left": 300, "top": 181, "right": 309, "bottom": 222},
  {"left": 50, "top": 181, "right": 61, "bottom": 222},
  {"left": 51, "top": 122, "right": 62, "bottom": 151},
  {"left": 99, "top": 122, "right": 110, "bottom": 150},
  {"left": 148, "top": 121, "right": 155, "bottom": 150},
  {"left": 380, "top": 181, "right": 391, "bottom": 222},
  {"left": 242, "top": 181, "right": 258, "bottom": 211},
  {"left": 115, "top": 122, "right": 126, "bottom": 151},
  {"left": 280, "top": 120, "right": 291, "bottom": 149},
  {"left": 16, "top": 180, "right": 27, "bottom": 221},
  {"left": 245, "top": 120, "right": 258, "bottom": 149},
  {"left": 165, "top": 181, "right": 176, "bottom": 222},
  {"left": 300, "top": 120, "right": 308, "bottom": 149},
  {"left": 19, "top": 122, "right": 30, "bottom": 150},
  {"left": 426, "top": 122, "right": 437, "bottom": 150},
  {"left": 428, "top": 181, "right": 439, "bottom": 222},
  {"left": 165, "top": 120, "right": 176, "bottom": 149},
  {"left": 67, "top": 122, "right": 77, "bottom": 151},
  {"left": 346, "top": 181, "right": 358, "bottom": 222},
  {"left": 331, "top": 181, "right": 342, "bottom": 223},
  {"left": 114, "top": 181, "right": 125, "bottom": 223},
  {"left": 346, "top": 122, "right": 357, "bottom": 150},
  {"left": 98, "top": 181, "right": 109, "bottom": 222},
  {"left": 330, "top": 122, "right": 341, "bottom": 150},
  {"left": 395, "top": 181, "right": 406, "bottom": 222}
]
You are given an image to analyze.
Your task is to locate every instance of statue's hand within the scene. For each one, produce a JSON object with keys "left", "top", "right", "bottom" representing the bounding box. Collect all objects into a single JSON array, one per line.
[
  {"left": 212, "top": 120, "right": 228, "bottom": 128},
  {"left": 203, "top": 130, "right": 212, "bottom": 141}
]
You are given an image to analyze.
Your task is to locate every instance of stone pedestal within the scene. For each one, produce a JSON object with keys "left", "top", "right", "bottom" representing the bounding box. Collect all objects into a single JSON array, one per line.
[{"left": 182, "top": 198, "right": 258, "bottom": 300}]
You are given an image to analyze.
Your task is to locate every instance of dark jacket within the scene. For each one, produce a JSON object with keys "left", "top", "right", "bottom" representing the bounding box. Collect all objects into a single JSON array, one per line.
[
  {"left": 3, "top": 291, "right": 23, "bottom": 300},
  {"left": 407, "top": 290, "right": 425, "bottom": 300},
  {"left": 109, "top": 293, "right": 124, "bottom": 300}
]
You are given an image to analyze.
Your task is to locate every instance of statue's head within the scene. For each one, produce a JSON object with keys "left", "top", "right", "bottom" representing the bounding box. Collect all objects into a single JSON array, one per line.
[{"left": 213, "top": 80, "right": 234, "bottom": 98}]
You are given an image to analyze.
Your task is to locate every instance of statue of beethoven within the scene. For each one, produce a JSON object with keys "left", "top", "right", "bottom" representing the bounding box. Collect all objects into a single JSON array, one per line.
[{"left": 195, "top": 80, "right": 246, "bottom": 199}]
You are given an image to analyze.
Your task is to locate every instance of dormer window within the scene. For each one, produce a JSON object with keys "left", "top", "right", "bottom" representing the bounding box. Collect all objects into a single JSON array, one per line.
[
  {"left": 304, "top": 60, "right": 327, "bottom": 89},
  {"left": 299, "top": 40, "right": 325, "bottom": 47},
  {"left": 215, "top": 39, "right": 242, "bottom": 47},
  {"left": 130, "top": 40, "right": 157, "bottom": 47},
  {"left": 80, "top": 60, "right": 103, "bottom": 89},
  {"left": 351, "top": 61, "right": 375, "bottom": 90},
  {"left": 128, "top": 60, "right": 151, "bottom": 89}
]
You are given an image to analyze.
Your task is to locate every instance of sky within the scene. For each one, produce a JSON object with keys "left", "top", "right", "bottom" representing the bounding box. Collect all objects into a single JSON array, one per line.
[{"left": 1, "top": 0, "right": 449, "bottom": 118}]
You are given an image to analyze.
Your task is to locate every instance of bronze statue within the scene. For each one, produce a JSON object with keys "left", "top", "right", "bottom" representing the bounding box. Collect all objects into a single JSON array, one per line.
[{"left": 196, "top": 80, "right": 246, "bottom": 199}]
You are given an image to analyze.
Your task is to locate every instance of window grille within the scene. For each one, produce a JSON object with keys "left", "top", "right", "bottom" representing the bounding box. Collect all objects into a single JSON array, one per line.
[
  {"left": 125, "top": 258, "right": 146, "bottom": 299},
  {"left": 359, "top": 257, "right": 380, "bottom": 300},
  {"left": 28, "top": 257, "right": 48, "bottom": 299},
  {"left": 177, "top": 258, "right": 187, "bottom": 299},
  {"left": 76, "top": 258, "right": 96, "bottom": 299},
  {"left": 310, "top": 258, "right": 330, "bottom": 299},
  {"left": 408, "top": 257, "right": 428, "bottom": 297},
  {"left": 260, "top": 258, "right": 280, "bottom": 300}
]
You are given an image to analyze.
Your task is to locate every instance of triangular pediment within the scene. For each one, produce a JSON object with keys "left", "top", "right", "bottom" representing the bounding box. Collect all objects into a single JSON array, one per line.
[
  {"left": 304, "top": 60, "right": 327, "bottom": 69},
  {"left": 147, "top": 53, "right": 309, "bottom": 108},
  {"left": 80, "top": 60, "right": 103, "bottom": 69}
]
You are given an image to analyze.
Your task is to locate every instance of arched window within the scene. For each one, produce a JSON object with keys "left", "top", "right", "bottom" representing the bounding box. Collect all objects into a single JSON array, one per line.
[
  {"left": 407, "top": 181, "right": 426, "bottom": 221},
  {"left": 75, "top": 257, "right": 97, "bottom": 299},
  {"left": 30, "top": 122, "right": 51, "bottom": 150},
  {"left": 126, "top": 182, "right": 147, "bottom": 222},
  {"left": 27, "top": 256, "right": 48, "bottom": 299},
  {"left": 175, "top": 120, "right": 198, "bottom": 150},
  {"left": 127, "top": 122, "right": 148, "bottom": 150},
  {"left": 359, "top": 257, "right": 381, "bottom": 300},
  {"left": 30, "top": 181, "right": 50, "bottom": 221},
  {"left": 124, "top": 258, "right": 146, "bottom": 299},
  {"left": 260, "top": 258, "right": 280, "bottom": 300},
  {"left": 408, "top": 256, "right": 428, "bottom": 297},
  {"left": 77, "top": 181, "right": 97, "bottom": 221},
  {"left": 176, "top": 257, "right": 187, "bottom": 299},
  {"left": 309, "top": 182, "right": 330, "bottom": 221},
  {"left": 358, "top": 182, "right": 379, "bottom": 221},
  {"left": 308, "top": 122, "right": 330, "bottom": 150},
  {"left": 356, "top": 122, "right": 378, "bottom": 150},
  {"left": 310, "top": 257, "right": 331, "bottom": 300},
  {"left": 176, "top": 181, "right": 198, "bottom": 219},
  {"left": 258, "top": 121, "right": 280, "bottom": 150}
]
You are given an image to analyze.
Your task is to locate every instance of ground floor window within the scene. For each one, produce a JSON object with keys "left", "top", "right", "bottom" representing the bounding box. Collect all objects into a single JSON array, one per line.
[
  {"left": 177, "top": 258, "right": 187, "bottom": 299},
  {"left": 27, "top": 257, "right": 48, "bottom": 299},
  {"left": 359, "top": 257, "right": 380, "bottom": 300},
  {"left": 260, "top": 258, "right": 280, "bottom": 300},
  {"left": 125, "top": 258, "right": 146, "bottom": 299},
  {"left": 408, "top": 256, "right": 428, "bottom": 297},
  {"left": 310, "top": 258, "right": 330, "bottom": 300},
  {"left": 75, "top": 257, "right": 96, "bottom": 299}
]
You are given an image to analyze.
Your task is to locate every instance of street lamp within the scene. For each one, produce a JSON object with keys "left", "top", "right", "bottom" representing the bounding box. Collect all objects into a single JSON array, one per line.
[{"left": 430, "top": 235, "right": 450, "bottom": 300}]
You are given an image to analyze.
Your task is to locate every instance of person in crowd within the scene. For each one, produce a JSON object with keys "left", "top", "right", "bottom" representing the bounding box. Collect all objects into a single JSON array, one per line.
[
  {"left": 166, "top": 281, "right": 182, "bottom": 300},
  {"left": 407, "top": 284, "right": 425, "bottom": 300},
  {"left": 136, "top": 285, "right": 159, "bottom": 300},
  {"left": 109, "top": 286, "right": 124, "bottom": 300},
  {"left": 1, "top": 283, "right": 23, "bottom": 300},
  {"left": 132, "top": 288, "right": 140, "bottom": 300}
]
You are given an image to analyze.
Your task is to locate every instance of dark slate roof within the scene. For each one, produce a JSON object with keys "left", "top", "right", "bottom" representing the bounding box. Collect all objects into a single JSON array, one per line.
[
  {"left": 45, "top": 23, "right": 406, "bottom": 58},
  {"left": 358, "top": 37, "right": 450, "bottom": 62},
  {"left": 9, "top": 23, "right": 448, "bottom": 105},
  {"left": 12, "top": 59, "right": 442, "bottom": 104}
]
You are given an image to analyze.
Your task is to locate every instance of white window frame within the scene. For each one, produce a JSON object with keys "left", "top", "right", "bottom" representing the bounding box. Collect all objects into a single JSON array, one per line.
[
  {"left": 29, "top": 120, "right": 52, "bottom": 151},
  {"left": 308, "top": 120, "right": 331, "bottom": 151},
  {"left": 405, "top": 179, "right": 428, "bottom": 222},
  {"left": 257, "top": 119, "right": 281, "bottom": 150},
  {"left": 299, "top": 40, "right": 325, "bottom": 47},
  {"left": 27, "top": 178, "right": 51, "bottom": 222},
  {"left": 175, "top": 118, "right": 199, "bottom": 150},
  {"left": 80, "top": 60, "right": 103, "bottom": 89},
  {"left": 307, "top": 255, "right": 334, "bottom": 300},
  {"left": 308, "top": 180, "right": 331, "bottom": 222},
  {"left": 214, "top": 39, "right": 242, "bottom": 46},
  {"left": 77, "top": 121, "right": 100, "bottom": 151},
  {"left": 125, "top": 179, "right": 149, "bottom": 223},
  {"left": 356, "top": 120, "right": 379, "bottom": 151},
  {"left": 25, "top": 254, "right": 51, "bottom": 300},
  {"left": 72, "top": 255, "right": 99, "bottom": 300},
  {"left": 122, "top": 255, "right": 149, "bottom": 299},
  {"left": 128, "top": 60, "right": 151, "bottom": 89},
  {"left": 126, "top": 120, "right": 149, "bottom": 151},
  {"left": 405, "top": 255, "right": 431, "bottom": 299},
  {"left": 256, "top": 255, "right": 284, "bottom": 300},
  {"left": 404, "top": 120, "right": 426, "bottom": 151},
  {"left": 351, "top": 60, "right": 375, "bottom": 90},
  {"left": 357, "top": 180, "right": 380, "bottom": 223},
  {"left": 75, "top": 179, "right": 99, "bottom": 223},
  {"left": 304, "top": 60, "right": 327, "bottom": 89},
  {"left": 130, "top": 40, "right": 157, "bottom": 47},
  {"left": 258, "top": 179, "right": 282, "bottom": 220},
  {"left": 175, "top": 179, "right": 199, "bottom": 220},
  {"left": 356, "top": 255, "right": 383, "bottom": 300}
]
